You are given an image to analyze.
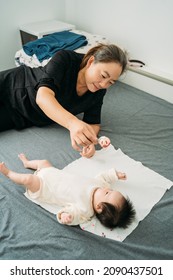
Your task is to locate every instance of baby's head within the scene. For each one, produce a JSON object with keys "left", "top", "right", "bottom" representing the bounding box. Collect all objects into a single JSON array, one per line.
[{"left": 93, "top": 187, "right": 135, "bottom": 229}]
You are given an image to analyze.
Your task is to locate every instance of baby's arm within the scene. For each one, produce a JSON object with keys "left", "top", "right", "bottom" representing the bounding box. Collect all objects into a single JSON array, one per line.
[
  {"left": 96, "top": 169, "right": 127, "bottom": 186},
  {"left": 57, "top": 205, "right": 88, "bottom": 226}
]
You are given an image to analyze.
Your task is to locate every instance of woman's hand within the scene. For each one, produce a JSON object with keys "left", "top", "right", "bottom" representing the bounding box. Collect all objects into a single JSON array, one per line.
[
  {"left": 69, "top": 119, "right": 98, "bottom": 151},
  {"left": 80, "top": 144, "right": 96, "bottom": 158}
]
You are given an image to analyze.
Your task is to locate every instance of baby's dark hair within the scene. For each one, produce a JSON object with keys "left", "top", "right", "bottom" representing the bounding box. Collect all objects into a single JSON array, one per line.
[{"left": 95, "top": 197, "right": 136, "bottom": 229}]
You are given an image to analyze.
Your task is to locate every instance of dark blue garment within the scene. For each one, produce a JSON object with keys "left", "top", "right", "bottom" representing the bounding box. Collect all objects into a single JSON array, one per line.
[{"left": 23, "top": 31, "right": 88, "bottom": 62}]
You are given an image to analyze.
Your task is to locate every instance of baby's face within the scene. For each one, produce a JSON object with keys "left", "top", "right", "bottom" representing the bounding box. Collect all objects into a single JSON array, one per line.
[{"left": 93, "top": 187, "right": 124, "bottom": 212}]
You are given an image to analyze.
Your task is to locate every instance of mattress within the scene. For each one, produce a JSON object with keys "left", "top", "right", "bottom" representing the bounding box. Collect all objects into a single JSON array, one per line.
[{"left": 0, "top": 81, "right": 173, "bottom": 260}]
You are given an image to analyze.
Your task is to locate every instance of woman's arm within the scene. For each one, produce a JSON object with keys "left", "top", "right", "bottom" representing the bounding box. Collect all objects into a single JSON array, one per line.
[
  {"left": 36, "top": 87, "right": 98, "bottom": 151},
  {"left": 90, "top": 124, "right": 100, "bottom": 135}
]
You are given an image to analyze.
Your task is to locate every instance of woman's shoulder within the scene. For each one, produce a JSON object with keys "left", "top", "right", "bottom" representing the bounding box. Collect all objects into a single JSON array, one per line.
[{"left": 52, "top": 49, "right": 84, "bottom": 63}]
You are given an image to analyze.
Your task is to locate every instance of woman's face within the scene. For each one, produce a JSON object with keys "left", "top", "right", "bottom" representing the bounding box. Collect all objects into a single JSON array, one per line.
[{"left": 85, "top": 56, "right": 122, "bottom": 92}]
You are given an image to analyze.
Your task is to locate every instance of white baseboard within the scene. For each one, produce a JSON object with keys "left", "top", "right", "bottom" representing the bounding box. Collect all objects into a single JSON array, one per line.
[{"left": 120, "top": 69, "right": 173, "bottom": 104}]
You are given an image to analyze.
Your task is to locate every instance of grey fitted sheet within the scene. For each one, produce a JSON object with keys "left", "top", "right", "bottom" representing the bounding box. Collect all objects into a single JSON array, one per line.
[{"left": 0, "top": 81, "right": 173, "bottom": 259}]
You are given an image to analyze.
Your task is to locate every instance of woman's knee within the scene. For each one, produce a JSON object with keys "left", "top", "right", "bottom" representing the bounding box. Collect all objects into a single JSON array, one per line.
[{"left": 0, "top": 103, "right": 15, "bottom": 131}]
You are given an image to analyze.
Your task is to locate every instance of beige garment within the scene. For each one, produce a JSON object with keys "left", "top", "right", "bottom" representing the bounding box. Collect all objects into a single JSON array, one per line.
[{"left": 26, "top": 166, "right": 117, "bottom": 225}]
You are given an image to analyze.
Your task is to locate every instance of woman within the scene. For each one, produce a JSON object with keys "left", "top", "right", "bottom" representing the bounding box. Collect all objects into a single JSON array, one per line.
[{"left": 0, "top": 44, "right": 127, "bottom": 157}]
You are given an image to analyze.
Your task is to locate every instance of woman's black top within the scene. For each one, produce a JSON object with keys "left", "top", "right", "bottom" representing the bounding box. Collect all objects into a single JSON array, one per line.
[{"left": 0, "top": 50, "right": 106, "bottom": 129}]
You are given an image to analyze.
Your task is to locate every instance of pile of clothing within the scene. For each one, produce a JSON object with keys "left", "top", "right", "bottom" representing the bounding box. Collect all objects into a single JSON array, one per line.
[{"left": 23, "top": 30, "right": 87, "bottom": 62}]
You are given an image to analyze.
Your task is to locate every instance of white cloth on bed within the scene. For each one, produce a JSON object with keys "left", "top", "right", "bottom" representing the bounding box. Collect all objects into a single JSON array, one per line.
[{"left": 25, "top": 144, "right": 173, "bottom": 241}]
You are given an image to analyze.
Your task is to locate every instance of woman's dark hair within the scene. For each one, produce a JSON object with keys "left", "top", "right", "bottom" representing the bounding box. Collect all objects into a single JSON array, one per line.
[
  {"left": 95, "top": 197, "right": 136, "bottom": 229},
  {"left": 80, "top": 43, "right": 128, "bottom": 75}
]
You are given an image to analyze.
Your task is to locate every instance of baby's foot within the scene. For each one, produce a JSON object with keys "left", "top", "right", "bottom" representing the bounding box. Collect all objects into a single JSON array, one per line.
[
  {"left": 18, "top": 153, "right": 29, "bottom": 168},
  {"left": 0, "top": 162, "right": 9, "bottom": 176},
  {"left": 98, "top": 136, "right": 111, "bottom": 148}
]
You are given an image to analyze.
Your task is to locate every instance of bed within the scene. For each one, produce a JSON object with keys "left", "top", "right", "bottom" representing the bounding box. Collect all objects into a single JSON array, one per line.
[{"left": 1, "top": 78, "right": 173, "bottom": 260}]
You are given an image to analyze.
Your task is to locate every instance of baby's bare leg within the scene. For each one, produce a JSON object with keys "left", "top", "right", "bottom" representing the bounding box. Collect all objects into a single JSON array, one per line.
[
  {"left": 0, "top": 162, "right": 40, "bottom": 193},
  {"left": 18, "top": 153, "right": 52, "bottom": 170}
]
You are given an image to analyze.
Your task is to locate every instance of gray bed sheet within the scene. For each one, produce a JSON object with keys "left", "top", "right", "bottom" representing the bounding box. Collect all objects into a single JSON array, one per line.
[{"left": 0, "top": 82, "right": 173, "bottom": 260}]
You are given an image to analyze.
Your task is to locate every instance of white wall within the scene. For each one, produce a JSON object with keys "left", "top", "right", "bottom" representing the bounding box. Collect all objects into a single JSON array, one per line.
[
  {"left": 1, "top": 0, "right": 172, "bottom": 74},
  {"left": 0, "top": 0, "right": 65, "bottom": 70},
  {"left": 65, "top": 0, "right": 173, "bottom": 102},
  {"left": 1, "top": 0, "right": 172, "bottom": 101},
  {"left": 65, "top": 0, "right": 173, "bottom": 78}
]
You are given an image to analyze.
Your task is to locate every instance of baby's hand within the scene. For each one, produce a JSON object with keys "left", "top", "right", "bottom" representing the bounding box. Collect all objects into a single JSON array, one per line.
[
  {"left": 98, "top": 136, "right": 111, "bottom": 148},
  {"left": 116, "top": 171, "right": 127, "bottom": 180},
  {"left": 59, "top": 212, "right": 73, "bottom": 224}
]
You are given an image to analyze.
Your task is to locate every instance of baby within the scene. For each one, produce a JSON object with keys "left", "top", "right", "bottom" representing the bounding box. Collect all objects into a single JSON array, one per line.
[{"left": 0, "top": 137, "right": 135, "bottom": 228}]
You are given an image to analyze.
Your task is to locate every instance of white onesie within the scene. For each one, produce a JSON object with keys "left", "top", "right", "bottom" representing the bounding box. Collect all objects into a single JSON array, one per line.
[{"left": 26, "top": 167, "right": 118, "bottom": 225}]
